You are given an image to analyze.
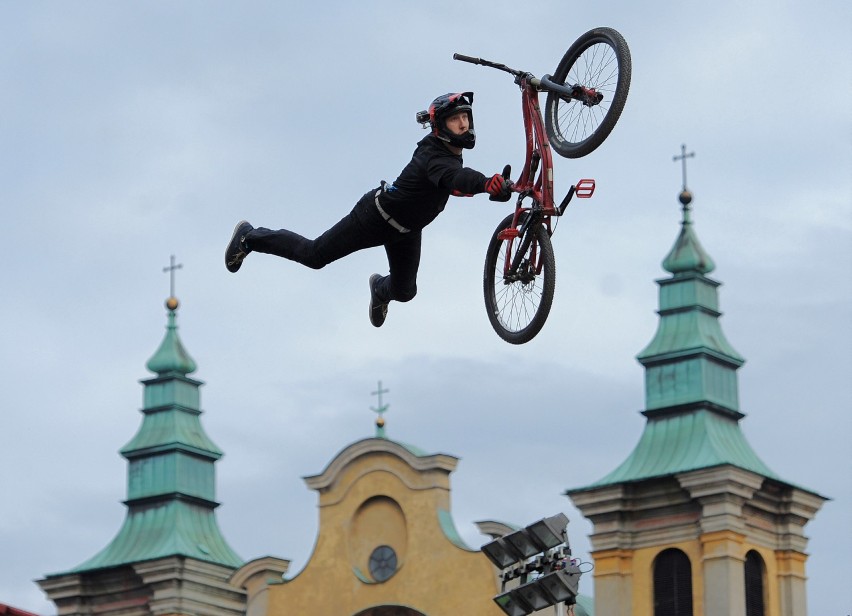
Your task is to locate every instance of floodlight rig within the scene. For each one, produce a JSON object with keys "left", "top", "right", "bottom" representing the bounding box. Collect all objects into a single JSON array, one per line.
[{"left": 481, "top": 513, "right": 582, "bottom": 616}]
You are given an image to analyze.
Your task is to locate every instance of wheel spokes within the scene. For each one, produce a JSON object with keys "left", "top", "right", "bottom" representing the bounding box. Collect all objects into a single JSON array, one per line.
[
  {"left": 556, "top": 42, "right": 619, "bottom": 144},
  {"left": 491, "top": 242, "right": 545, "bottom": 333}
]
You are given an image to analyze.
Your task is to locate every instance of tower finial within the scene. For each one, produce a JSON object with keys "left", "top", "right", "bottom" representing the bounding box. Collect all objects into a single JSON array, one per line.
[
  {"left": 673, "top": 144, "right": 695, "bottom": 216},
  {"left": 673, "top": 144, "right": 695, "bottom": 191},
  {"left": 371, "top": 380, "right": 390, "bottom": 438},
  {"left": 163, "top": 255, "right": 183, "bottom": 311}
]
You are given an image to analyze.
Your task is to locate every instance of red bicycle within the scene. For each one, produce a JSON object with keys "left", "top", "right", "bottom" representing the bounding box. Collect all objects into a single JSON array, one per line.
[{"left": 455, "top": 27, "right": 631, "bottom": 344}]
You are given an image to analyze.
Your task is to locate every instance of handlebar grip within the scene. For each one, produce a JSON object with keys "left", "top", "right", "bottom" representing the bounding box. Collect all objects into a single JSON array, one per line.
[
  {"left": 453, "top": 53, "right": 481, "bottom": 64},
  {"left": 539, "top": 74, "right": 576, "bottom": 98}
]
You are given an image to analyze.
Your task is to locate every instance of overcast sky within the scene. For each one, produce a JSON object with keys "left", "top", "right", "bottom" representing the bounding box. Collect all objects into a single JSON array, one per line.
[{"left": 2, "top": 2, "right": 850, "bottom": 614}]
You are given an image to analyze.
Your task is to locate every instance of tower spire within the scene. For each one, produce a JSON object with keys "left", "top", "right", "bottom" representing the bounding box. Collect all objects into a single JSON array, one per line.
[
  {"left": 50, "top": 262, "right": 241, "bottom": 574},
  {"left": 147, "top": 256, "right": 196, "bottom": 375},
  {"left": 585, "top": 153, "right": 773, "bottom": 485},
  {"left": 663, "top": 145, "right": 715, "bottom": 275},
  {"left": 565, "top": 151, "right": 827, "bottom": 616},
  {"left": 39, "top": 263, "right": 247, "bottom": 616}
]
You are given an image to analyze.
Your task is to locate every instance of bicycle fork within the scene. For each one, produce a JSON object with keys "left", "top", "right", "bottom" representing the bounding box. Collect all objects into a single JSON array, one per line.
[{"left": 499, "top": 211, "right": 545, "bottom": 284}]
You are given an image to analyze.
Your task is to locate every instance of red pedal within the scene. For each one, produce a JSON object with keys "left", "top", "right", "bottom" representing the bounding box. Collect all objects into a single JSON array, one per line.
[{"left": 575, "top": 178, "right": 595, "bottom": 198}]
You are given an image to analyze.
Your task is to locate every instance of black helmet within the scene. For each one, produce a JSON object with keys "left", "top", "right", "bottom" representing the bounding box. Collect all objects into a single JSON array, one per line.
[{"left": 425, "top": 92, "right": 476, "bottom": 149}]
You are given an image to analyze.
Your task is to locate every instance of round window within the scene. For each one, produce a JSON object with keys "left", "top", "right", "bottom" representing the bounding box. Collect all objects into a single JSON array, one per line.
[{"left": 368, "top": 545, "right": 398, "bottom": 582}]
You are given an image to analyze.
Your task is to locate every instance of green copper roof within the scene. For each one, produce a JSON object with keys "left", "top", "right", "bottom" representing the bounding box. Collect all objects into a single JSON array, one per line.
[
  {"left": 571, "top": 191, "right": 778, "bottom": 492},
  {"left": 579, "top": 408, "right": 778, "bottom": 488},
  {"left": 67, "top": 499, "right": 242, "bottom": 572},
  {"left": 146, "top": 308, "right": 197, "bottom": 376},
  {"left": 121, "top": 378, "right": 223, "bottom": 461},
  {"left": 637, "top": 275, "right": 743, "bottom": 364},
  {"left": 637, "top": 198, "right": 744, "bottom": 415},
  {"left": 661, "top": 196, "right": 715, "bottom": 276},
  {"left": 637, "top": 269, "right": 745, "bottom": 413},
  {"left": 53, "top": 300, "right": 241, "bottom": 575},
  {"left": 438, "top": 508, "right": 476, "bottom": 551}
]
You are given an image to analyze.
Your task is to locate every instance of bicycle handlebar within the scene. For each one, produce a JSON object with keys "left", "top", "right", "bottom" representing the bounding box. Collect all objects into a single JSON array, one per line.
[
  {"left": 453, "top": 53, "right": 579, "bottom": 99},
  {"left": 539, "top": 74, "right": 578, "bottom": 99},
  {"left": 452, "top": 53, "right": 522, "bottom": 77},
  {"left": 452, "top": 53, "right": 481, "bottom": 65}
]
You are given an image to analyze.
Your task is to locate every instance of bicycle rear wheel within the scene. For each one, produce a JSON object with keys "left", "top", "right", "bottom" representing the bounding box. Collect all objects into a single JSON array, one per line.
[
  {"left": 483, "top": 214, "right": 556, "bottom": 344},
  {"left": 545, "top": 27, "right": 631, "bottom": 159}
]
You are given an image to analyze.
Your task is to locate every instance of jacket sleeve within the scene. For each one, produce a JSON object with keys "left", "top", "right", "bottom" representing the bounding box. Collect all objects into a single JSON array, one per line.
[
  {"left": 446, "top": 167, "right": 489, "bottom": 196},
  {"left": 427, "top": 156, "right": 488, "bottom": 196}
]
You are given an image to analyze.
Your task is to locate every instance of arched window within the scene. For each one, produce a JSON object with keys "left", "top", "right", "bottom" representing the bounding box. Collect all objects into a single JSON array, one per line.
[
  {"left": 744, "top": 550, "right": 766, "bottom": 616},
  {"left": 653, "top": 548, "right": 693, "bottom": 616},
  {"left": 353, "top": 608, "right": 427, "bottom": 616}
]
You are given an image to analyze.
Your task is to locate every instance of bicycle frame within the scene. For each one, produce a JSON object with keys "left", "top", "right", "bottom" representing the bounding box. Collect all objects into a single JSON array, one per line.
[
  {"left": 498, "top": 74, "right": 558, "bottom": 280},
  {"left": 513, "top": 74, "right": 557, "bottom": 221},
  {"left": 502, "top": 74, "right": 596, "bottom": 278}
]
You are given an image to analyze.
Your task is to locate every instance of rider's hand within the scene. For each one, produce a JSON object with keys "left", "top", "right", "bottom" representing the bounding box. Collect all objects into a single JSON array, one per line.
[{"left": 485, "top": 168, "right": 513, "bottom": 202}]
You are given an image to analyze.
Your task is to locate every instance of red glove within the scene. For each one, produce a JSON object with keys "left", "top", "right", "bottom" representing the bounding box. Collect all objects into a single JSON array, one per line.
[
  {"left": 485, "top": 170, "right": 513, "bottom": 202},
  {"left": 485, "top": 174, "right": 506, "bottom": 195}
]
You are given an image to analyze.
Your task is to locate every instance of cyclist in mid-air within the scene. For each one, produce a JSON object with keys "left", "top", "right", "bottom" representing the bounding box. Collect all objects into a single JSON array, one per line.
[{"left": 225, "top": 91, "right": 511, "bottom": 327}]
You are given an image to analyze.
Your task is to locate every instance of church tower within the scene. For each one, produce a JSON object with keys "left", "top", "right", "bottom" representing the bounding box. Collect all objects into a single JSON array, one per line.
[
  {"left": 38, "top": 277, "right": 245, "bottom": 616},
  {"left": 566, "top": 167, "right": 827, "bottom": 616}
]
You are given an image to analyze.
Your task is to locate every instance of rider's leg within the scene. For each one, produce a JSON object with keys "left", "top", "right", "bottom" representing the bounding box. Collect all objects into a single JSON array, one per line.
[
  {"left": 371, "top": 229, "right": 422, "bottom": 303},
  {"left": 245, "top": 190, "right": 390, "bottom": 269}
]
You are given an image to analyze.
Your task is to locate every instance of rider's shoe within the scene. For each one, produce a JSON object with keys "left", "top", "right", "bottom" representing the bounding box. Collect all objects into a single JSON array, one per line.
[
  {"left": 225, "top": 221, "right": 253, "bottom": 273},
  {"left": 368, "top": 274, "right": 389, "bottom": 328}
]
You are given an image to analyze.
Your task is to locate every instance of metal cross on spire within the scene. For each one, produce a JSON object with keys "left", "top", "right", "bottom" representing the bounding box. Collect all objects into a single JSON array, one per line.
[
  {"left": 162, "top": 255, "right": 183, "bottom": 311},
  {"left": 673, "top": 144, "right": 696, "bottom": 191},
  {"left": 673, "top": 144, "right": 696, "bottom": 215},
  {"left": 371, "top": 380, "right": 390, "bottom": 437},
  {"left": 163, "top": 255, "right": 183, "bottom": 298}
]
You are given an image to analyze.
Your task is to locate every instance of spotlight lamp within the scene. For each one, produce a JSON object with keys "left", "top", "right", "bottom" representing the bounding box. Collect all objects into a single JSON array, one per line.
[
  {"left": 493, "top": 590, "right": 533, "bottom": 616},
  {"left": 482, "top": 536, "right": 524, "bottom": 569},
  {"left": 537, "top": 564, "right": 582, "bottom": 604},
  {"left": 527, "top": 513, "right": 569, "bottom": 550},
  {"left": 481, "top": 513, "right": 569, "bottom": 568},
  {"left": 482, "top": 512, "right": 581, "bottom": 616}
]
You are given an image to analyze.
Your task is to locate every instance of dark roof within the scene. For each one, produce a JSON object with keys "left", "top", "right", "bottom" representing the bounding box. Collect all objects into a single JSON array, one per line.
[{"left": 0, "top": 603, "right": 42, "bottom": 616}]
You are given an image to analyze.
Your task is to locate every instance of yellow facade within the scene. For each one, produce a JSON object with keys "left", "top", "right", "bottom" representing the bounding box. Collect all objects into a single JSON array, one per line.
[
  {"left": 596, "top": 532, "right": 797, "bottom": 616},
  {"left": 235, "top": 438, "right": 505, "bottom": 616},
  {"left": 570, "top": 454, "right": 825, "bottom": 615}
]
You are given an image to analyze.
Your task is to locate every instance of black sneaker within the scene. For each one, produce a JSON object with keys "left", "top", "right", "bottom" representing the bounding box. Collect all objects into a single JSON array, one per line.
[
  {"left": 225, "top": 221, "right": 253, "bottom": 273},
  {"left": 368, "top": 274, "right": 389, "bottom": 328}
]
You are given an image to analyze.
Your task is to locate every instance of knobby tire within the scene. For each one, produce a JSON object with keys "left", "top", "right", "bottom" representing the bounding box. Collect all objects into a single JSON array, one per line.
[
  {"left": 545, "top": 27, "right": 632, "bottom": 159},
  {"left": 483, "top": 213, "right": 556, "bottom": 344}
]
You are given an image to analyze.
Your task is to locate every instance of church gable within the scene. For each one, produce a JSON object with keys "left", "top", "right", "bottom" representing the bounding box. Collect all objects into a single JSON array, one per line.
[{"left": 241, "top": 437, "right": 503, "bottom": 615}]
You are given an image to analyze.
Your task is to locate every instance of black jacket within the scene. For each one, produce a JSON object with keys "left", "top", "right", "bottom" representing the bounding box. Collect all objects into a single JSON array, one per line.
[{"left": 379, "top": 135, "right": 488, "bottom": 230}]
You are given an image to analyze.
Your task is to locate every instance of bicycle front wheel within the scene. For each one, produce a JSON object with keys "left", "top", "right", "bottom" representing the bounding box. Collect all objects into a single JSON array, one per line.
[
  {"left": 545, "top": 27, "right": 631, "bottom": 159},
  {"left": 483, "top": 214, "right": 556, "bottom": 344}
]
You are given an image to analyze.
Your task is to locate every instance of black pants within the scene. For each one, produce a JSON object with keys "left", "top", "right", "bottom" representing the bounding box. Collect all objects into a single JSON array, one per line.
[{"left": 245, "top": 188, "right": 421, "bottom": 303}]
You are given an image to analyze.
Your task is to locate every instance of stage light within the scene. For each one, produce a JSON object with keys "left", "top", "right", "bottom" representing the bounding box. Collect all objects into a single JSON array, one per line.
[
  {"left": 483, "top": 512, "right": 581, "bottom": 615},
  {"left": 513, "top": 578, "right": 553, "bottom": 611},
  {"left": 538, "top": 564, "right": 582, "bottom": 604},
  {"left": 503, "top": 527, "right": 543, "bottom": 560},
  {"left": 481, "top": 537, "right": 524, "bottom": 569},
  {"left": 493, "top": 588, "right": 534, "bottom": 616},
  {"left": 482, "top": 513, "right": 570, "bottom": 568},
  {"left": 527, "top": 513, "right": 569, "bottom": 551}
]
